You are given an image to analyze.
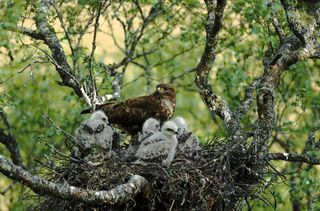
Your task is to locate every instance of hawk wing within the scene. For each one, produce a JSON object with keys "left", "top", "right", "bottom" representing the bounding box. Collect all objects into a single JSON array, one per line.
[
  {"left": 99, "top": 95, "right": 163, "bottom": 134},
  {"left": 81, "top": 85, "right": 175, "bottom": 135}
]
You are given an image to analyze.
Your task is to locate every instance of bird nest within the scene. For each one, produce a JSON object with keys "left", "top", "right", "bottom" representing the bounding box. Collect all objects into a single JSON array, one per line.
[{"left": 31, "top": 139, "right": 268, "bottom": 211}]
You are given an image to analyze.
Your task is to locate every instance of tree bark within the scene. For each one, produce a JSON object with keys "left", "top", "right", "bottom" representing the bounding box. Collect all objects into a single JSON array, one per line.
[{"left": 0, "top": 156, "right": 148, "bottom": 206}]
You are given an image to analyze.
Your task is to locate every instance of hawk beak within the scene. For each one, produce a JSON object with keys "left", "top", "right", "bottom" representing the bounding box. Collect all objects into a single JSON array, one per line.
[
  {"left": 174, "top": 131, "right": 179, "bottom": 135},
  {"left": 157, "top": 87, "right": 164, "bottom": 93}
]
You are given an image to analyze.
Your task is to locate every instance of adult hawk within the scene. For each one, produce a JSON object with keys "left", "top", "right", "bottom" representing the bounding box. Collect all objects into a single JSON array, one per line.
[{"left": 81, "top": 84, "right": 176, "bottom": 135}]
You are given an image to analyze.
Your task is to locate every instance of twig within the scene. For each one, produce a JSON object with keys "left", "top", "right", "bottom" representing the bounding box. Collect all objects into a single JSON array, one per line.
[
  {"left": 87, "top": 1, "right": 105, "bottom": 110},
  {"left": 0, "top": 184, "right": 14, "bottom": 195},
  {"left": 43, "top": 114, "right": 76, "bottom": 145},
  {"left": 0, "top": 60, "right": 45, "bottom": 85},
  {"left": 267, "top": 153, "right": 320, "bottom": 165},
  {"left": 34, "top": 0, "right": 82, "bottom": 96}
]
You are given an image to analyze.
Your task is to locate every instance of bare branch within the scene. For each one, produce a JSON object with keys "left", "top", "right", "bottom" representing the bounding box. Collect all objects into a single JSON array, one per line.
[
  {"left": 0, "top": 184, "right": 14, "bottom": 196},
  {"left": 267, "top": 153, "right": 320, "bottom": 165},
  {"left": 74, "top": 10, "right": 96, "bottom": 75},
  {"left": 51, "top": 2, "right": 75, "bottom": 59},
  {"left": 34, "top": 0, "right": 82, "bottom": 96},
  {"left": 0, "top": 60, "right": 46, "bottom": 85},
  {"left": 129, "top": 0, "right": 164, "bottom": 54},
  {"left": 153, "top": 45, "right": 198, "bottom": 67},
  {"left": 105, "top": 15, "right": 125, "bottom": 53},
  {"left": 280, "top": 0, "right": 318, "bottom": 46},
  {"left": 271, "top": 16, "right": 285, "bottom": 43},
  {"left": 280, "top": 0, "right": 307, "bottom": 45},
  {"left": 0, "top": 110, "right": 24, "bottom": 167},
  {"left": 254, "top": 37, "right": 315, "bottom": 153},
  {"left": 95, "top": 72, "right": 123, "bottom": 104},
  {"left": 87, "top": 1, "right": 104, "bottom": 110},
  {"left": 0, "top": 155, "right": 148, "bottom": 205},
  {"left": 43, "top": 114, "right": 76, "bottom": 145},
  {"left": 133, "top": 0, "right": 146, "bottom": 22},
  {"left": 194, "top": 0, "right": 232, "bottom": 127},
  {"left": 0, "top": 23, "right": 44, "bottom": 40},
  {"left": 170, "top": 68, "right": 196, "bottom": 83},
  {"left": 267, "top": 0, "right": 286, "bottom": 43},
  {"left": 235, "top": 78, "right": 261, "bottom": 119},
  {"left": 0, "top": 129, "right": 24, "bottom": 167}
]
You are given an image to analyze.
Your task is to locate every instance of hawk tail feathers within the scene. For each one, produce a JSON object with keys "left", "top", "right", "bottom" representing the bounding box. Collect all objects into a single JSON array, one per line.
[
  {"left": 80, "top": 108, "right": 91, "bottom": 114},
  {"left": 80, "top": 104, "right": 105, "bottom": 114}
]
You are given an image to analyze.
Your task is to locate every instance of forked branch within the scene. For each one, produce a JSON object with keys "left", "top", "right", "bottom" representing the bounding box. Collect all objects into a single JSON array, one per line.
[
  {"left": 195, "top": 0, "right": 233, "bottom": 128},
  {"left": 0, "top": 155, "right": 148, "bottom": 206}
]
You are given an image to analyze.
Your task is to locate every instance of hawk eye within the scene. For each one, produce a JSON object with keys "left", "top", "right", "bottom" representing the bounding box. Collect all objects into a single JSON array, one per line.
[{"left": 167, "top": 128, "right": 174, "bottom": 132}]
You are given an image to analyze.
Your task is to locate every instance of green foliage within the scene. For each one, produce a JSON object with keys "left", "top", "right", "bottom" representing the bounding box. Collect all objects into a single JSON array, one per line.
[{"left": 78, "top": 0, "right": 100, "bottom": 7}]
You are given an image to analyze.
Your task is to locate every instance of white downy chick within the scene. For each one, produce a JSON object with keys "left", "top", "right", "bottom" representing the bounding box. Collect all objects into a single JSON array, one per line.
[{"left": 135, "top": 121, "right": 178, "bottom": 165}]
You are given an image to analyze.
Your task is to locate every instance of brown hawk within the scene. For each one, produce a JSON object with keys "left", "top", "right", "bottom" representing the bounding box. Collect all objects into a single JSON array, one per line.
[{"left": 81, "top": 84, "right": 176, "bottom": 135}]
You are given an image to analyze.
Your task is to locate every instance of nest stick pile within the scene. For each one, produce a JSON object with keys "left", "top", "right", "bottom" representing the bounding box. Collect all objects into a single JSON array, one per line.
[{"left": 32, "top": 138, "right": 268, "bottom": 211}]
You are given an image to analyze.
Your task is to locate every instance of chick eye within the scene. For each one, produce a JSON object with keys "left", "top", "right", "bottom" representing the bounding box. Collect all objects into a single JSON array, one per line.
[{"left": 102, "top": 118, "right": 107, "bottom": 122}]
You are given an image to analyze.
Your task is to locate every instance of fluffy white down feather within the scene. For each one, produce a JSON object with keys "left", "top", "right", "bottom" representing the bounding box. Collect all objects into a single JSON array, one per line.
[
  {"left": 172, "top": 116, "right": 200, "bottom": 158},
  {"left": 135, "top": 121, "right": 178, "bottom": 165},
  {"left": 172, "top": 116, "right": 188, "bottom": 133},
  {"left": 75, "top": 111, "right": 114, "bottom": 158},
  {"left": 125, "top": 118, "right": 160, "bottom": 161},
  {"left": 138, "top": 118, "right": 160, "bottom": 142}
]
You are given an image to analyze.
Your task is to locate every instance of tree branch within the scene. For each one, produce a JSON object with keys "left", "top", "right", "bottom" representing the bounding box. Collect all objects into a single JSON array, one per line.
[
  {"left": 235, "top": 78, "right": 261, "bottom": 119},
  {"left": 0, "top": 110, "right": 24, "bottom": 167},
  {"left": 87, "top": 1, "right": 104, "bottom": 110},
  {"left": 267, "top": 153, "right": 320, "bottom": 165},
  {"left": 254, "top": 39, "right": 313, "bottom": 151},
  {"left": 0, "top": 129, "right": 24, "bottom": 167},
  {"left": 280, "top": 0, "right": 308, "bottom": 45},
  {"left": 194, "top": 0, "right": 232, "bottom": 127},
  {"left": 0, "top": 155, "right": 148, "bottom": 205},
  {"left": 0, "top": 23, "right": 44, "bottom": 40},
  {"left": 34, "top": 0, "right": 82, "bottom": 96},
  {"left": 51, "top": 2, "right": 75, "bottom": 59}
]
